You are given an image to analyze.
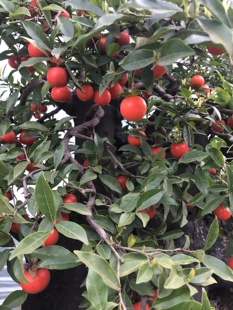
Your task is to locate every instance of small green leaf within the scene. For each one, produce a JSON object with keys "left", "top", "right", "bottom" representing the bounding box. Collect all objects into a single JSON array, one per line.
[
  {"left": 74, "top": 251, "right": 120, "bottom": 291},
  {"left": 122, "top": 49, "right": 154, "bottom": 71},
  {"left": 80, "top": 171, "right": 97, "bottom": 185},
  {"left": 19, "top": 121, "right": 49, "bottom": 132},
  {"left": 201, "top": 288, "right": 212, "bottom": 310},
  {"left": 56, "top": 221, "right": 89, "bottom": 245},
  {"left": 6, "top": 90, "right": 19, "bottom": 114},
  {"left": 203, "top": 254, "right": 233, "bottom": 282},
  {"left": 63, "top": 202, "right": 92, "bottom": 215},
  {"left": 53, "top": 143, "right": 65, "bottom": 169},
  {"left": 39, "top": 255, "right": 81, "bottom": 270},
  {"left": 201, "top": 196, "right": 225, "bottom": 217},
  {"left": 0, "top": 249, "right": 10, "bottom": 270},
  {"left": 99, "top": 175, "right": 122, "bottom": 194},
  {"left": 153, "top": 286, "right": 190, "bottom": 309},
  {"left": 2, "top": 290, "right": 27, "bottom": 308},
  {"left": 137, "top": 189, "right": 163, "bottom": 211},
  {"left": 194, "top": 167, "right": 209, "bottom": 195},
  {"left": 118, "top": 213, "right": 135, "bottom": 227},
  {"left": 204, "top": 216, "right": 219, "bottom": 251},
  {"left": 179, "top": 150, "right": 208, "bottom": 164},
  {"left": 136, "top": 263, "right": 153, "bottom": 284}
]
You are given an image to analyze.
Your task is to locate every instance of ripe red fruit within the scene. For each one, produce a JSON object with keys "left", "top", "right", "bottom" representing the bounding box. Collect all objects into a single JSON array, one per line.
[
  {"left": 116, "top": 175, "right": 130, "bottom": 191},
  {"left": 0, "top": 131, "right": 16, "bottom": 144},
  {"left": 108, "top": 83, "right": 123, "bottom": 100},
  {"left": 43, "top": 229, "right": 59, "bottom": 246},
  {"left": 4, "top": 191, "right": 13, "bottom": 200},
  {"left": 212, "top": 120, "right": 225, "bottom": 133},
  {"left": 26, "top": 162, "right": 38, "bottom": 172},
  {"left": 62, "top": 193, "right": 78, "bottom": 203},
  {"left": 28, "top": 43, "right": 50, "bottom": 58},
  {"left": 152, "top": 146, "right": 166, "bottom": 159},
  {"left": 133, "top": 301, "right": 150, "bottom": 310},
  {"left": 184, "top": 200, "right": 194, "bottom": 210},
  {"left": 153, "top": 64, "right": 167, "bottom": 79},
  {"left": 29, "top": 0, "right": 39, "bottom": 16},
  {"left": 227, "top": 257, "right": 233, "bottom": 269},
  {"left": 227, "top": 116, "right": 233, "bottom": 129},
  {"left": 93, "top": 89, "right": 111, "bottom": 106},
  {"left": 8, "top": 54, "right": 19, "bottom": 69},
  {"left": 207, "top": 46, "right": 225, "bottom": 56},
  {"left": 34, "top": 113, "right": 41, "bottom": 119},
  {"left": 56, "top": 212, "right": 70, "bottom": 223},
  {"left": 190, "top": 75, "right": 205, "bottom": 90},
  {"left": 17, "top": 153, "right": 26, "bottom": 160},
  {"left": 51, "top": 86, "right": 72, "bottom": 102},
  {"left": 100, "top": 37, "right": 107, "bottom": 54},
  {"left": 20, "top": 268, "right": 51, "bottom": 294},
  {"left": 200, "top": 84, "right": 211, "bottom": 94},
  {"left": 214, "top": 204, "right": 232, "bottom": 220},
  {"left": 83, "top": 159, "right": 90, "bottom": 168},
  {"left": 19, "top": 131, "right": 37, "bottom": 145},
  {"left": 77, "top": 84, "right": 95, "bottom": 101},
  {"left": 115, "top": 31, "right": 130, "bottom": 46},
  {"left": 59, "top": 10, "right": 71, "bottom": 18},
  {"left": 118, "top": 74, "right": 128, "bottom": 86},
  {"left": 31, "top": 103, "right": 38, "bottom": 111},
  {"left": 139, "top": 205, "right": 157, "bottom": 219},
  {"left": 48, "top": 56, "right": 63, "bottom": 65},
  {"left": 170, "top": 142, "right": 189, "bottom": 159},
  {"left": 208, "top": 169, "right": 217, "bottom": 174},
  {"left": 39, "top": 105, "right": 47, "bottom": 113},
  {"left": 11, "top": 215, "right": 29, "bottom": 233},
  {"left": 47, "top": 67, "right": 69, "bottom": 87},
  {"left": 120, "top": 96, "right": 147, "bottom": 122},
  {"left": 128, "top": 131, "right": 146, "bottom": 147}
]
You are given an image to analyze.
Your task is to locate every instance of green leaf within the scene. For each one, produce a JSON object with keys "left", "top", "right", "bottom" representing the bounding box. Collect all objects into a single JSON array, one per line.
[
  {"left": 39, "top": 255, "right": 81, "bottom": 270},
  {"left": 120, "top": 254, "right": 147, "bottom": 277},
  {"left": 22, "top": 21, "right": 52, "bottom": 49},
  {"left": 201, "top": 0, "right": 230, "bottom": 26},
  {"left": 35, "top": 173, "right": 56, "bottom": 222},
  {"left": 0, "top": 249, "right": 9, "bottom": 270},
  {"left": 201, "top": 196, "right": 225, "bottom": 217},
  {"left": 0, "top": 0, "right": 15, "bottom": 12},
  {"left": 153, "top": 286, "right": 190, "bottom": 308},
  {"left": 56, "top": 221, "right": 89, "bottom": 245},
  {"left": 204, "top": 216, "right": 219, "bottom": 251},
  {"left": 64, "top": 0, "right": 104, "bottom": 16},
  {"left": 167, "top": 301, "right": 202, "bottom": 310},
  {"left": 6, "top": 90, "right": 19, "bottom": 114},
  {"left": 203, "top": 254, "right": 233, "bottom": 282},
  {"left": 201, "top": 288, "right": 212, "bottom": 310},
  {"left": 93, "top": 214, "right": 117, "bottom": 234},
  {"left": 118, "top": 213, "right": 135, "bottom": 227},
  {"left": 120, "top": 193, "right": 140, "bottom": 212},
  {"left": 0, "top": 195, "right": 28, "bottom": 223},
  {"left": 63, "top": 202, "right": 92, "bottom": 215},
  {"left": 32, "top": 245, "right": 76, "bottom": 260},
  {"left": 136, "top": 263, "right": 153, "bottom": 284},
  {"left": 226, "top": 165, "right": 233, "bottom": 193},
  {"left": 0, "top": 232, "right": 11, "bottom": 246},
  {"left": 179, "top": 150, "right": 208, "bottom": 164},
  {"left": 9, "top": 231, "right": 51, "bottom": 260},
  {"left": 80, "top": 171, "right": 97, "bottom": 185},
  {"left": 159, "top": 39, "right": 195, "bottom": 66},
  {"left": 2, "top": 290, "right": 27, "bottom": 308},
  {"left": 120, "top": 0, "right": 182, "bottom": 13},
  {"left": 54, "top": 117, "right": 74, "bottom": 131},
  {"left": 137, "top": 189, "right": 164, "bottom": 211},
  {"left": 194, "top": 167, "right": 209, "bottom": 195},
  {"left": 9, "top": 7, "right": 30, "bottom": 19},
  {"left": 74, "top": 251, "right": 120, "bottom": 291},
  {"left": 99, "top": 175, "right": 122, "bottom": 194},
  {"left": 122, "top": 49, "right": 155, "bottom": 71},
  {"left": 19, "top": 121, "right": 49, "bottom": 132},
  {"left": 171, "top": 254, "right": 199, "bottom": 265},
  {"left": 53, "top": 143, "right": 65, "bottom": 169},
  {"left": 86, "top": 268, "right": 108, "bottom": 309},
  {"left": 8, "top": 161, "right": 29, "bottom": 185},
  {"left": 164, "top": 265, "right": 186, "bottom": 289},
  {"left": 198, "top": 18, "right": 233, "bottom": 56},
  {"left": 190, "top": 268, "right": 214, "bottom": 285}
]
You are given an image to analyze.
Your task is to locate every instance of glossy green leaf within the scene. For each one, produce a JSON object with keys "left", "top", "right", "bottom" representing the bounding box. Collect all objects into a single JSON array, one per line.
[
  {"left": 120, "top": 193, "right": 140, "bottom": 212},
  {"left": 0, "top": 249, "right": 9, "bottom": 270},
  {"left": 167, "top": 301, "right": 202, "bottom": 310},
  {"left": 86, "top": 268, "right": 108, "bottom": 309},
  {"left": 0, "top": 232, "right": 11, "bottom": 246},
  {"left": 0, "top": 195, "right": 28, "bottom": 223},
  {"left": 201, "top": 196, "right": 225, "bottom": 217},
  {"left": 56, "top": 221, "right": 88, "bottom": 245},
  {"left": 203, "top": 254, "right": 233, "bottom": 282},
  {"left": 153, "top": 286, "right": 190, "bottom": 308},
  {"left": 120, "top": 0, "right": 182, "bottom": 12},
  {"left": 122, "top": 49, "right": 155, "bottom": 71},
  {"left": 201, "top": 288, "right": 212, "bottom": 310},
  {"left": 64, "top": 0, "right": 104, "bottom": 16},
  {"left": 19, "top": 121, "right": 49, "bottom": 132},
  {"left": 190, "top": 268, "right": 214, "bottom": 285},
  {"left": 201, "top": 0, "right": 230, "bottom": 26},
  {"left": 22, "top": 21, "right": 52, "bottom": 49},
  {"left": 32, "top": 245, "right": 75, "bottom": 260},
  {"left": 136, "top": 263, "right": 153, "bottom": 284},
  {"left": 99, "top": 175, "right": 122, "bottom": 194},
  {"left": 204, "top": 216, "right": 219, "bottom": 251},
  {"left": 74, "top": 251, "right": 120, "bottom": 290},
  {"left": 137, "top": 188, "right": 163, "bottom": 211},
  {"left": 93, "top": 214, "right": 117, "bottom": 234},
  {"left": 2, "top": 290, "right": 27, "bottom": 308},
  {"left": 9, "top": 231, "right": 51, "bottom": 260},
  {"left": 53, "top": 143, "right": 65, "bottom": 169},
  {"left": 160, "top": 39, "right": 195, "bottom": 66},
  {"left": 164, "top": 265, "right": 186, "bottom": 289},
  {"left": 179, "top": 150, "right": 208, "bottom": 164},
  {"left": 8, "top": 161, "right": 29, "bottom": 185},
  {"left": 118, "top": 213, "right": 135, "bottom": 227},
  {"left": 39, "top": 255, "right": 81, "bottom": 269},
  {"left": 171, "top": 254, "right": 198, "bottom": 265},
  {"left": 80, "top": 171, "right": 97, "bottom": 185},
  {"left": 63, "top": 202, "right": 92, "bottom": 215},
  {"left": 35, "top": 173, "right": 56, "bottom": 222},
  {"left": 6, "top": 90, "right": 19, "bottom": 114},
  {"left": 194, "top": 167, "right": 209, "bottom": 195}
]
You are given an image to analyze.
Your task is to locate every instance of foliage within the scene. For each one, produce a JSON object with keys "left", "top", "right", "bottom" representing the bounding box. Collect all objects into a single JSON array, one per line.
[{"left": 0, "top": 0, "right": 233, "bottom": 309}]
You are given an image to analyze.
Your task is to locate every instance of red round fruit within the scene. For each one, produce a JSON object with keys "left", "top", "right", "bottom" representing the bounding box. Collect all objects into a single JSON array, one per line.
[
  {"left": 153, "top": 64, "right": 167, "bottom": 79},
  {"left": 4, "top": 191, "right": 13, "bottom": 200},
  {"left": 190, "top": 75, "right": 205, "bottom": 90},
  {"left": 48, "top": 56, "right": 63, "bottom": 65},
  {"left": 139, "top": 205, "right": 157, "bottom": 219},
  {"left": 227, "top": 116, "right": 233, "bottom": 129},
  {"left": 77, "top": 84, "right": 95, "bottom": 101},
  {"left": 200, "top": 84, "right": 211, "bottom": 94},
  {"left": 108, "top": 83, "right": 123, "bottom": 100},
  {"left": 47, "top": 67, "right": 69, "bottom": 87},
  {"left": 29, "top": 0, "right": 39, "bottom": 16},
  {"left": 19, "top": 131, "right": 37, "bottom": 145},
  {"left": 227, "top": 257, "right": 233, "bottom": 269},
  {"left": 119, "top": 74, "right": 128, "bottom": 86},
  {"left": 17, "top": 153, "right": 27, "bottom": 160},
  {"left": 59, "top": 10, "right": 71, "bottom": 18},
  {"left": 170, "top": 142, "right": 189, "bottom": 159},
  {"left": 28, "top": 43, "right": 50, "bottom": 58},
  {"left": 84, "top": 159, "right": 90, "bottom": 167},
  {"left": 184, "top": 200, "right": 194, "bottom": 210},
  {"left": 56, "top": 212, "right": 70, "bottom": 223},
  {"left": 133, "top": 301, "right": 150, "bottom": 310},
  {"left": 135, "top": 68, "right": 142, "bottom": 76},
  {"left": 20, "top": 268, "right": 51, "bottom": 294},
  {"left": 207, "top": 46, "right": 225, "bottom": 56},
  {"left": 31, "top": 103, "right": 38, "bottom": 111},
  {"left": 120, "top": 96, "right": 147, "bottom": 122},
  {"left": 51, "top": 86, "right": 72, "bottom": 102},
  {"left": 208, "top": 169, "right": 217, "bottom": 174},
  {"left": 0, "top": 131, "right": 16, "bottom": 144},
  {"left": 11, "top": 215, "right": 29, "bottom": 233},
  {"left": 8, "top": 54, "right": 19, "bottom": 69},
  {"left": 26, "top": 162, "right": 38, "bottom": 172},
  {"left": 34, "top": 113, "right": 41, "bottom": 119},
  {"left": 214, "top": 204, "right": 232, "bottom": 220},
  {"left": 62, "top": 193, "right": 78, "bottom": 203},
  {"left": 100, "top": 37, "right": 107, "bottom": 54},
  {"left": 116, "top": 175, "right": 130, "bottom": 191},
  {"left": 115, "top": 32, "right": 130, "bottom": 46},
  {"left": 212, "top": 120, "right": 225, "bottom": 133},
  {"left": 128, "top": 131, "right": 146, "bottom": 147},
  {"left": 152, "top": 146, "right": 166, "bottom": 159},
  {"left": 43, "top": 229, "right": 59, "bottom": 246},
  {"left": 93, "top": 89, "right": 111, "bottom": 106},
  {"left": 39, "top": 105, "right": 47, "bottom": 113}
]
